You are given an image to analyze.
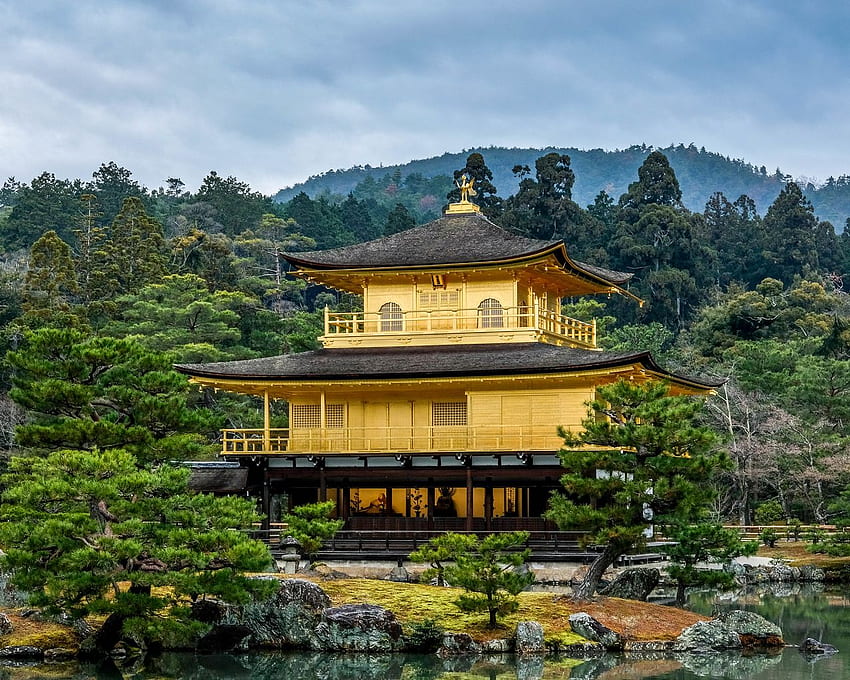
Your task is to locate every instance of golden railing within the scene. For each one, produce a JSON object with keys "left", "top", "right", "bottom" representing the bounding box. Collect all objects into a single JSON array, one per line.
[
  {"left": 221, "top": 425, "right": 566, "bottom": 455},
  {"left": 323, "top": 306, "right": 596, "bottom": 347}
]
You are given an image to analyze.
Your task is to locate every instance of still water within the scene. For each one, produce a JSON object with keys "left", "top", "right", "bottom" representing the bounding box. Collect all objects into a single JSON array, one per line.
[{"left": 3, "top": 585, "right": 848, "bottom": 679}]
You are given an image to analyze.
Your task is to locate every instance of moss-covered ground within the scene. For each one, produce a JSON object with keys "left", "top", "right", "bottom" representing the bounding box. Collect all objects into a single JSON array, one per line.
[
  {"left": 315, "top": 578, "right": 706, "bottom": 643},
  {"left": 0, "top": 612, "right": 79, "bottom": 650},
  {"left": 758, "top": 541, "right": 850, "bottom": 568}
]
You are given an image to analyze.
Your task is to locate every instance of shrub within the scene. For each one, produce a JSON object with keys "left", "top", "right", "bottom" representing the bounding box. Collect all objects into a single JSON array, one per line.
[
  {"left": 760, "top": 528, "right": 778, "bottom": 548},
  {"left": 754, "top": 501, "right": 784, "bottom": 524}
]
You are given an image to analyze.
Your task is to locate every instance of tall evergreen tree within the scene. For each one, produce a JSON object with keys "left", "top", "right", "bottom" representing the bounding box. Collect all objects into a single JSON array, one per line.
[
  {"left": 88, "top": 197, "right": 168, "bottom": 311},
  {"left": 21, "top": 230, "right": 78, "bottom": 317},
  {"left": 762, "top": 182, "right": 823, "bottom": 284},
  {"left": 619, "top": 150, "right": 682, "bottom": 211}
]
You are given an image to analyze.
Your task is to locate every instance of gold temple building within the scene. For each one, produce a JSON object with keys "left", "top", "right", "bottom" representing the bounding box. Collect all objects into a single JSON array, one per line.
[{"left": 176, "top": 191, "right": 717, "bottom": 537}]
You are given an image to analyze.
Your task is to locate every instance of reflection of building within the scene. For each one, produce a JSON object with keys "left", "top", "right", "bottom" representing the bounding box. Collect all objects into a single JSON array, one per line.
[{"left": 177, "top": 197, "right": 716, "bottom": 533}]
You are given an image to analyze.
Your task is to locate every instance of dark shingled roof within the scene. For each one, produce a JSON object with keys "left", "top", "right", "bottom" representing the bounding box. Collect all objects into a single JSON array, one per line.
[
  {"left": 176, "top": 343, "right": 720, "bottom": 389},
  {"left": 284, "top": 212, "right": 632, "bottom": 285}
]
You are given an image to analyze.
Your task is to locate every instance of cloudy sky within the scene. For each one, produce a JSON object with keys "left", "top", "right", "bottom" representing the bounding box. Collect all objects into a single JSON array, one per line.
[{"left": 1, "top": 1, "right": 848, "bottom": 196}]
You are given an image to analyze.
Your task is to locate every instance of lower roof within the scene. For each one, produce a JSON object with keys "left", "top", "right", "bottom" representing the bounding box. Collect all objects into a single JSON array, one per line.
[{"left": 175, "top": 343, "right": 720, "bottom": 391}]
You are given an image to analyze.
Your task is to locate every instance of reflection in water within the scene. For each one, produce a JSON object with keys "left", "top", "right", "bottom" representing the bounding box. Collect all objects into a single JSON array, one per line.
[{"left": 1, "top": 585, "right": 848, "bottom": 679}]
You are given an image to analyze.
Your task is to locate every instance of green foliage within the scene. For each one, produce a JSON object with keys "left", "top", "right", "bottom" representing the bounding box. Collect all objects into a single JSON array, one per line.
[
  {"left": 84, "top": 197, "right": 168, "bottom": 319},
  {"left": 102, "top": 274, "right": 261, "bottom": 362},
  {"left": 404, "top": 618, "right": 445, "bottom": 653},
  {"left": 0, "top": 447, "right": 272, "bottom": 645},
  {"left": 663, "top": 523, "right": 757, "bottom": 604},
  {"left": 546, "top": 379, "right": 724, "bottom": 598},
  {"left": 410, "top": 531, "right": 534, "bottom": 628},
  {"left": 7, "top": 327, "right": 217, "bottom": 462},
  {"left": 384, "top": 203, "right": 416, "bottom": 236},
  {"left": 196, "top": 171, "right": 271, "bottom": 237},
  {"left": 21, "top": 230, "right": 79, "bottom": 323},
  {"left": 3, "top": 172, "right": 83, "bottom": 251},
  {"left": 754, "top": 500, "right": 785, "bottom": 524},
  {"left": 281, "top": 501, "right": 343, "bottom": 560}
]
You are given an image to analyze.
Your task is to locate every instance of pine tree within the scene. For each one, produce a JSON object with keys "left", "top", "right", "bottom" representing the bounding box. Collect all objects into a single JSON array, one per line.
[
  {"left": 545, "top": 379, "right": 724, "bottom": 599},
  {"left": 0, "top": 447, "right": 271, "bottom": 652}
]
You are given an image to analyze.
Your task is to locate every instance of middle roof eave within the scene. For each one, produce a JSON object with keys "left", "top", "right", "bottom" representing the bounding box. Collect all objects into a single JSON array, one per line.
[{"left": 175, "top": 342, "right": 720, "bottom": 390}]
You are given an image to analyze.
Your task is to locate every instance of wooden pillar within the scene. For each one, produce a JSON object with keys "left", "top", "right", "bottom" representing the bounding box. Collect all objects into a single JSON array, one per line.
[
  {"left": 263, "top": 390, "right": 271, "bottom": 452},
  {"left": 484, "top": 486, "right": 493, "bottom": 530},
  {"left": 427, "top": 485, "right": 435, "bottom": 530},
  {"left": 385, "top": 487, "right": 393, "bottom": 515},
  {"left": 465, "top": 466, "right": 473, "bottom": 532},
  {"left": 319, "top": 468, "right": 327, "bottom": 502},
  {"left": 342, "top": 485, "right": 350, "bottom": 521}
]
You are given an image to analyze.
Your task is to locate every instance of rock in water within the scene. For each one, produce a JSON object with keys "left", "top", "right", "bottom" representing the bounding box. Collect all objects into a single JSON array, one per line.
[
  {"left": 598, "top": 568, "right": 659, "bottom": 601},
  {"left": 800, "top": 637, "right": 838, "bottom": 658},
  {"left": 568, "top": 612, "right": 623, "bottom": 650},
  {"left": 313, "top": 603, "right": 405, "bottom": 652},
  {"left": 223, "top": 577, "right": 331, "bottom": 648},
  {"left": 515, "top": 621, "right": 545, "bottom": 655},
  {"left": 437, "top": 632, "right": 481, "bottom": 656},
  {"left": 675, "top": 620, "right": 742, "bottom": 652},
  {"left": 717, "top": 609, "right": 784, "bottom": 647}
]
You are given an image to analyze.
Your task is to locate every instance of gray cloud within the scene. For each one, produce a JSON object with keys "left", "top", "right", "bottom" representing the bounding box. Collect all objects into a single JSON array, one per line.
[{"left": 1, "top": 0, "right": 848, "bottom": 195}]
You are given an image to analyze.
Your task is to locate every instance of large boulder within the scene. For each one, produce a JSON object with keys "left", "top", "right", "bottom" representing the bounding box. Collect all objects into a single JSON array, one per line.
[
  {"left": 675, "top": 620, "right": 742, "bottom": 652},
  {"left": 313, "top": 604, "right": 405, "bottom": 652},
  {"left": 0, "top": 646, "right": 44, "bottom": 660},
  {"left": 598, "top": 568, "right": 660, "bottom": 601},
  {"left": 514, "top": 621, "right": 545, "bottom": 655},
  {"left": 0, "top": 613, "right": 12, "bottom": 636},
  {"left": 223, "top": 577, "right": 331, "bottom": 648},
  {"left": 717, "top": 609, "right": 784, "bottom": 647},
  {"left": 568, "top": 612, "right": 623, "bottom": 650},
  {"left": 799, "top": 565, "right": 826, "bottom": 581}
]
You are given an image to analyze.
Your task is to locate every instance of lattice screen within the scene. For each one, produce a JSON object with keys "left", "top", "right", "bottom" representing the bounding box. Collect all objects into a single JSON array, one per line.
[
  {"left": 432, "top": 401, "right": 467, "bottom": 426},
  {"left": 291, "top": 404, "right": 345, "bottom": 428}
]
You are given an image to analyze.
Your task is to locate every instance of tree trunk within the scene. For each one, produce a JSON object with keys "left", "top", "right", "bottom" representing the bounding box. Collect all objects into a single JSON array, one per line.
[
  {"left": 675, "top": 581, "right": 687, "bottom": 607},
  {"left": 572, "top": 543, "right": 622, "bottom": 600}
]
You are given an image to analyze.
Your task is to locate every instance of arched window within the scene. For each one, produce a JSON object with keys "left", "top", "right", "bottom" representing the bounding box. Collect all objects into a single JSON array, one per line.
[
  {"left": 379, "top": 302, "right": 403, "bottom": 331},
  {"left": 477, "top": 298, "right": 504, "bottom": 328}
]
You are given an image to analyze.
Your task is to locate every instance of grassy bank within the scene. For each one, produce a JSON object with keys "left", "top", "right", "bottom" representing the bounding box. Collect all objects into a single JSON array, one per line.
[{"left": 317, "top": 578, "right": 706, "bottom": 643}]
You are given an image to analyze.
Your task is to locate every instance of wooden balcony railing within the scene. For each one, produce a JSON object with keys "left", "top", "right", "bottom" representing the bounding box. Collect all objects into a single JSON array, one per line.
[
  {"left": 323, "top": 306, "right": 596, "bottom": 348},
  {"left": 221, "top": 424, "right": 568, "bottom": 455}
]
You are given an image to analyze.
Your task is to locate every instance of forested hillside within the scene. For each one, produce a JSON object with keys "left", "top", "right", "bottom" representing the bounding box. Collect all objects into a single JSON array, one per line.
[
  {"left": 275, "top": 145, "right": 850, "bottom": 231},
  {"left": 1, "top": 151, "right": 850, "bottom": 528}
]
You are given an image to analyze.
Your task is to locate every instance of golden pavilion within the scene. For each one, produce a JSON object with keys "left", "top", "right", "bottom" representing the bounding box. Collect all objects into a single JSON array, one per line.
[{"left": 176, "top": 191, "right": 716, "bottom": 536}]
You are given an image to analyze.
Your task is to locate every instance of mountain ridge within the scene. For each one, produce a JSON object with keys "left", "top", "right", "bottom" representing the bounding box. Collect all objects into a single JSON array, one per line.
[{"left": 274, "top": 145, "right": 850, "bottom": 230}]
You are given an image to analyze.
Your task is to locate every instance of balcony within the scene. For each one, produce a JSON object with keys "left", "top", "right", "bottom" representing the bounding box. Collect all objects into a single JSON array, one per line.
[
  {"left": 321, "top": 306, "right": 597, "bottom": 349},
  {"left": 221, "top": 424, "right": 566, "bottom": 456}
]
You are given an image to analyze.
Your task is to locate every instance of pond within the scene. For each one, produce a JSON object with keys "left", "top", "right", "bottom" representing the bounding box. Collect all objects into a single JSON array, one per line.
[{"left": 2, "top": 584, "right": 847, "bottom": 679}]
